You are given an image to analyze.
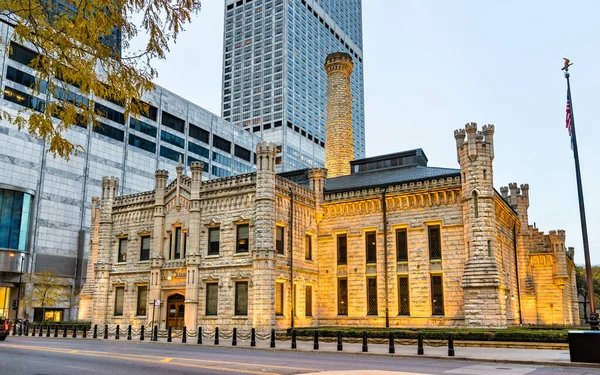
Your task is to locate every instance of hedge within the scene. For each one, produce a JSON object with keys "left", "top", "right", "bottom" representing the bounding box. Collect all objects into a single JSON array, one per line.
[{"left": 286, "top": 328, "right": 569, "bottom": 343}]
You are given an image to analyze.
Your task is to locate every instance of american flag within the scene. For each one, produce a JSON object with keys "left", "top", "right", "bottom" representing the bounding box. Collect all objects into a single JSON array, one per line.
[{"left": 566, "top": 91, "right": 572, "bottom": 136}]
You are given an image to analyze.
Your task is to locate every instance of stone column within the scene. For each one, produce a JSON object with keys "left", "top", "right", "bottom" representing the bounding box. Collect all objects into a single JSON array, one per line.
[
  {"left": 148, "top": 170, "right": 168, "bottom": 325},
  {"left": 308, "top": 168, "right": 327, "bottom": 223},
  {"left": 252, "top": 142, "right": 277, "bottom": 330},
  {"left": 185, "top": 162, "right": 203, "bottom": 328},
  {"left": 324, "top": 52, "right": 354, "bottom": 178}
]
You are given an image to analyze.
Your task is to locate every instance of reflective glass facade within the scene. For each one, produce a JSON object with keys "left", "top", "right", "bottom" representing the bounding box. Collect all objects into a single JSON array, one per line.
[
  {"left": 222, "top": 0, "right": 365, "bottom": 171},
  {"left": 0, "top": 188, "right": 32, "bottom": 251}
]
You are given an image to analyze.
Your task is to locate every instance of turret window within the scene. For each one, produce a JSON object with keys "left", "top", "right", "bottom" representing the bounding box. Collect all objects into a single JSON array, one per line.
[{"left": 473, "top": 191, "right": 479, "bottom": 218}]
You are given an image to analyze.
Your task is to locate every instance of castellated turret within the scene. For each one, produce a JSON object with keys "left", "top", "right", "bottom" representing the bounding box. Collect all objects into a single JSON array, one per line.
[
  {"left": 454, "top": 122, "right": 505, "bottom": 327},
  {"left": 324, "top": 52, "right": 354, "bottom": 178}
]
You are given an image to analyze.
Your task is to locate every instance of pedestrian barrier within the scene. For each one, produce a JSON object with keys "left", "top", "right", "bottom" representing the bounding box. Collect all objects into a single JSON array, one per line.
[{"left": 14, "top": 324, "right": 457, "bottom": 357}]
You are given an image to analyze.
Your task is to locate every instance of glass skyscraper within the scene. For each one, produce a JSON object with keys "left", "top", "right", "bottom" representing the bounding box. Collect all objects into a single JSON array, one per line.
[{"left": 221, "top": 0, "right": 365, "bottom": 171}]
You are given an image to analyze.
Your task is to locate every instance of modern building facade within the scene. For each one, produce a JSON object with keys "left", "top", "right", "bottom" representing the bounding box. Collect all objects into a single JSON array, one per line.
[
  {"left": 82, "top": 53, "right": 579, "bottom": 330},
  {"left": 0, "top": 25, "right": 262, "bottom": 322},
  {"left": 221, "top": 0, "right": 365, "bottom": 171}
]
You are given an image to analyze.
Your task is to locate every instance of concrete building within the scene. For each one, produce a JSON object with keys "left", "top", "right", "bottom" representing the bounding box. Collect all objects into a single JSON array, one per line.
[
  {"left": 221, "top": 0, "right": 365, "bottom": 171},
  {"left": 0, "top": 26, "right": 262, "bottom": 322},
  {"left": 81, "top": 53, "right": 578, "bottom": 330}
]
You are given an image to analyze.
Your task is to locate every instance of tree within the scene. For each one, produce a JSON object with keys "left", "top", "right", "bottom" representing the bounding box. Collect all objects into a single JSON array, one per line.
[
  {"left": 576, "top": 265, "right": 600, "bottom": 321},
  {"left": 24, "top": 269, "right": 68, "bottom": 320},
  {"left": 1, "top": 0, "right": 201, "bottom": 159}
]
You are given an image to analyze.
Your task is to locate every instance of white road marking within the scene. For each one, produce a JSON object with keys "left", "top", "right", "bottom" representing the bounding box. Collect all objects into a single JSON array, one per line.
[{"left": 444, "top": 364, "right": 537, "bottom": 375}]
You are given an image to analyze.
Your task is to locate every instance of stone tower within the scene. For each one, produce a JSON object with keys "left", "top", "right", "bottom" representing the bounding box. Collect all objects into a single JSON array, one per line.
[
  {"left": 185, "top": 161, "right": 204, "bottom": 329},
  {"left": 252, "top": 142, "right": 278, "bottom": 330},
  {"left": 324, "top": 52, "right": 354, "bottom": 178},
  {"left": 148, "top": 170, "right": 168, "bottom": 319},
  {"left": 454, "top": 123, "right": 506, "bottom": 327}
]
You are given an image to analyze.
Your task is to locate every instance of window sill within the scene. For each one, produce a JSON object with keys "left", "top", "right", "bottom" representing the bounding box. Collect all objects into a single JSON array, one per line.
[
  {"left": 430, "top": 259, "right": 442, "bottom": 263},
  {"left": 233, "top": 252, "right": 249, "bottom": 257},
  {"left": 203, "top": 316, "right": 218, "bottom": 319},
  {"left": 205, "top": 254, "right": 220, "bottom": 259},
  {"left": 137, "top": 260, "right": 150, "bottom": 264},
  {"left": 396, "top": 260, "right": 408, "bottom": 264},
  {"left": 116, "top": 261, "right": 127, "bottom": 264},
  {"left": 135, "top": 315, "right": 147, "bottom": 318},
  {"left": 231, "top": 316, "right": 248, "bottom": 319}
]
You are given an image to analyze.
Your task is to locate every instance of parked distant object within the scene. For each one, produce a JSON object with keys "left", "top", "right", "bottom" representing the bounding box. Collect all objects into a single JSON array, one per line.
[{"left": 0, "top": 318, "right": 9, "bottom": 341}]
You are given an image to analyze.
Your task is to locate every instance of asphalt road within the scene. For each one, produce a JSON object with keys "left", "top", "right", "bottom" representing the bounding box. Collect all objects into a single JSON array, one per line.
[{"left": 1, "top": 337, "right": 598, "bottom": 375}]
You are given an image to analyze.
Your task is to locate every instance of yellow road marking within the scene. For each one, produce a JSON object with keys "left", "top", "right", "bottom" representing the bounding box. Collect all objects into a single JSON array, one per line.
[{"left": 2, "top": 343, "right": 283, "bottom": 375}]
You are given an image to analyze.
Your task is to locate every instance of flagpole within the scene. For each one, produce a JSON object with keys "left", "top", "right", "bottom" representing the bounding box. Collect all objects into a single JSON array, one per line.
[{"left": 562, "top": 60, "right": 598, "bottom": 330}]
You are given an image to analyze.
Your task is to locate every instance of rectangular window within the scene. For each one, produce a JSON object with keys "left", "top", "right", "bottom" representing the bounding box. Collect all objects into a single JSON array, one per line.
[
  {"left": 337, "top": 234, "right": 347, "bottom": 265},
  {"left": 3, "top": 86, "right": 45, "bottom": 112},
  {"left": 366, "top": 231, "right": 377, "bottom": 264},
  {"left": 140, "top": 236, "right": 150, "bottom": 261},
  {"left": 136, "top": 286, "right": 147, "bottom": 316},
  {"left": 159, "top": 146, "right": 183, "bottom": 162},
  {"left": 189, "top": 124, "right": 209, "bottom": 143},
  {"left": 428, "top": 226, "right": 442, "bottom": 260},
  {"left": 5, "top": 66, "right": 46, "bottom": 94},
  {"left": 305, "top": 234, "right": 312, "bottom": 260},
  {"left": 398, "top": 277, "right": 410, "bottom": 315},
  {"left": 236, "top": 224, "right": 249, "bottom": 253},
  {"left": 235, "top": 281, "right": 248, "bottom": 315},
  {"left": 174, "top": 227, "right": 181, "bottom": 259},
  {"left": 206, "top": 283, "right": 218, "bottom": 316},
  {"left": 128, "top": 134, "right": 156, "bottom": 153},
  {"left": 129, "top": 118, "right": 157, "bottom": 137},
  {"left": 275, "top": 226, "right": 284, "bottom": 254},
  {"left": 208, "top": 227, "right": 220, "bottom": 255},
  {"left": 396, "top": 228, "right": 408, "bottom": 262},
  {"left": 188, "top": 141, "right": 209, "bottom": 158},
  {"left": 9, "top": 42, "right": 39, "bottom": 67},
  {"left": 134, "top": 99, "right": 157, "bottom": 121},
  {"left": 117, "top": 238, "right": 127, "bottom": 263},
  {"left": 275, "top": 282, "right": 284, "bottom": 315},
  {"left": 338, "top": 279, "right": 348, "bottom": 315},
  {"left": 431, "top": 275, "right": 444, "bottom": 315},
  {"left": 93, "top": 122, "right": 124, "bottom": 142},
  {"left": 367, "top": 278, "right": 378, "bottom": 315},
  {"left": 213, "top": 134, "right": 232, "bottom": 153},
  {"left": 161, "top": 111, "right": 185, "bottom": 133},
  {"left": 234, "top": 145, "right": 252, "bottom": 161},
  {"left": 114, "top": 287, "right": 124, "bottom": 316},
  {"left": 94, "top": 103, "right": 125, "bottom": 125},
  {"left": 305, "top": 285, "right": 312, "bottom": 317},
  {"left": 161, "top": 130, "right": 185, "bottom": 148}
]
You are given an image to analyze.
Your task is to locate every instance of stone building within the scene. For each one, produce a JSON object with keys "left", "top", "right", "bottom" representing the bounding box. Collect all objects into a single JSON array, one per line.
[{"left": 80, "top": 53, "right": 579, "bottom": 329}]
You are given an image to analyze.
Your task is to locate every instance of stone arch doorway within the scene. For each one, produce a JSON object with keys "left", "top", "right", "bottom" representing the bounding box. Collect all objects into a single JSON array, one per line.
[{"left": 167, "top": 294, "right": 185, "bottom": 329}]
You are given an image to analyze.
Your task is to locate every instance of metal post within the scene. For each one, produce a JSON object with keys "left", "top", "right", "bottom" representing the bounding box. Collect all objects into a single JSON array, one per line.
[
  {"left": 362, "top": 330, "right": 368, "bottom": 353},
  {"left": 389, "top": 331, "right": 395, "bottom": 354},
  {"left": 417, "top": 332, "right": 424, "bottom": 355},
  {"left": 153, "top": 325, "right": 158, "bottom": 342},
  {"left": 182, "top": 326, "right": 187, "bottom": 344},
  {"left": 12, "top": 323, "right": 16, "bottom": 336},
  {"left": 72, "top": 325, "right": 77, "bottom": 338},
  {"left": 62, "top": 324, "right": 67, "bottom": 338},
  {"left": 104, "top": 324, "right": 108, "bottom": 339},
  {"left": 115, "top": 325, "right": 120, "bottom": 340},
  {"left": 93, "top": 324, "right": 98, "bottom": 339},
  {"left": 54, "top": 324, "right": 58, "bottom": 338},
  {"left": 83, "top": 325, "right": 87, "bottom": 339},
  {"left": 563, "top": 62, "right": 598, "bottom": 330},
  {"left": 214, "top": 327, "right": 219, "bottom": 345},
  {"left": 16, "top": 254, "right": 24, "bottom": 322},
  {"left": 140, "top": 325, "right": 145, "bottom": 341},
  {"left": 291, "top": 329, "right": 297, "bottom": 349},
  {"left": 250, "top": 328, "right": 256, "bottom": 347},
  {"left": 337, "top": 331, "right": 343, "bottom": 351},
  {"left": 18, "top": 323, "right": 22, "bottom": 336},
  {"left": 313, "top": 330, "right": 319, "bottom": 350},
  {"left": 448, "top": 332, "right": 455, "bottom": 357},
  {"left": 46, "top": 325, "right": 50, "bottom": 337},
  {"left": 167, "top": 326, "right": 172, "bottom": 342},
  {"left": 197, "top": 326, "right": 202, "bottom": 345},
  {"left": 270, "top": 328, "right": 276, "bottom": 348},
  {"left": 32, "top": 324, "right": 36, "bottom": 336},
  {"left": 127, "top": 325, "right": 132, "bottom": 340}
]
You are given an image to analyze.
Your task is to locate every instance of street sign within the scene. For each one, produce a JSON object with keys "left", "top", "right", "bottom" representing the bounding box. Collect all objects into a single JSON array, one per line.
[{"left": 154, "top": 300, "right": 161, "bottom": 306}]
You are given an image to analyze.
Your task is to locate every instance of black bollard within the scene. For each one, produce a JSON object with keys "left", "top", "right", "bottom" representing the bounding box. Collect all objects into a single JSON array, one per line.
[
  {"left": 270, "top": 328, "right": 276, "bottom": 348},
  {"left": 362, "top": 331, "right": 368, "bottom": 353},
  {"left": 153, "top": 325, "right": 158, "bottom": 342},
  {"left": 448, "top": 332, "right": 455, "bottom": 357},
  {"left": 12, "top": 323, "right": 16, "bottom": 336},
  {"left": 182, "top": 326, "right": 187, "bottom": 344},
  {"left": 104, "top": 324, "right": 108, "bottom": 340},
  {"left": 337, "top": 331, "right": 343, "bottom": 351},
  {"left": 93, "top": 324, "right": 98, "bottom": 339},
  {"left": 167, "top": 326, "right": 172, "bottom": 343},
  {"left": 197, "top": 327, "right": 202, "bottom": 345},
  {"left": 18, "top": 324, "right": 22, "bottom": 336},
  {"left": 63, "top": 325, "right": 67, "bottom": 338},
  {"left": 127, "top": 325, "right": 132, "bottom": 340},
  {"left": 83, "top": 325, "right": 87, "bottom": 339},
  {"left": 214, "top": 327, "right": 219, "bottom": 345},
  {"left": 32, "top": 324, "right": 36, "bottom": 336},
  {"left": 73, "top": 325, "right": 77, "bottom": 338},
  {"left": 417, "top": 332, "right": 424, "bottom": 355},
  {"left": 140, "top": 325, "right": 145, "bottom": 341},
  {"left": 389, "top": 331, "right": 395, "bottom": 354},
  {"left": 313, "top": 330, "right": 319, "bottom": 350},
  {"left": 250, "top": 328, "right": 256, "bottom": 347},
  {"left": 291, "top": 329, "right": 297, "bottom": 349},
  {"left": 115, "top": 325, "right": 120, "bottom": 340},
  {"left": 41, "top": 325, "right": 45, "bottom": 337},
  {"left": 46, "top": 325, "right": 50, "bottom": 337},
  {"left": 232, "top": 327, "right": 237, "bottom": 346},
  {"left": 54, "top": 325, "right": 58, "bottom": 338}
]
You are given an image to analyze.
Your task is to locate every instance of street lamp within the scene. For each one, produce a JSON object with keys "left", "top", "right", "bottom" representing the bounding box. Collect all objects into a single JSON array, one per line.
[{"left": 16, "top": 254, "right": 25, "bottom": 320}]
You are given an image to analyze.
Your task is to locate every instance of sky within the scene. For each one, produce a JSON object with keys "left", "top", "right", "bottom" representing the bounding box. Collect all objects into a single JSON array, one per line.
[{"left": 135, "top": 0, "right": 600, "bottom": 265}]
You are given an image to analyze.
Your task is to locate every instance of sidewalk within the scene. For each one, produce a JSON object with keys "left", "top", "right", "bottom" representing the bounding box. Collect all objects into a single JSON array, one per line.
[{"left": 13, "top": 333, "right": 595, "bottom": 368}]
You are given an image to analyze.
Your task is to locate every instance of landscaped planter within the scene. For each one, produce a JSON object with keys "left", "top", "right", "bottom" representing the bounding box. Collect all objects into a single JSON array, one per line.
[{"left": 568, "top": 330, "right": 600, "bottom": 363}]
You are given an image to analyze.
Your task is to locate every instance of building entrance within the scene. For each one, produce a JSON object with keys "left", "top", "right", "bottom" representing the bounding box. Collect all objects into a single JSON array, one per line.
[{"left": 166, "top": 294, "right": 185, "bottom": 329}]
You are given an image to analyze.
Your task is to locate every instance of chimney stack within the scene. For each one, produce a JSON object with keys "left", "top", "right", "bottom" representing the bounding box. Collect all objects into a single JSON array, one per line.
[{"left": 324, "top": 52, "right": 354, "bottom": 178}]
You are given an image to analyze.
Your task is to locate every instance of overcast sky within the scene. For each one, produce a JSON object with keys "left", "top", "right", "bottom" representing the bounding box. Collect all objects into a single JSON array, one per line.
[{"left": 136, "top": 0, "right": 600, "bottom": 265}]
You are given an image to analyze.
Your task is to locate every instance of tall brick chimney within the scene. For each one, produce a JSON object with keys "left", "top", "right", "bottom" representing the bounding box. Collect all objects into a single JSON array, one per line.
[{"left": 324, "top": 52, "right": 354, "bottom": 178}]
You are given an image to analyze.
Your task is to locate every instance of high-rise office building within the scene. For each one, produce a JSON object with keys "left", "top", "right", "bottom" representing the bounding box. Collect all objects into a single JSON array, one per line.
[{"left": 221, "top": 0, "right": 365, "bottom": 171}]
